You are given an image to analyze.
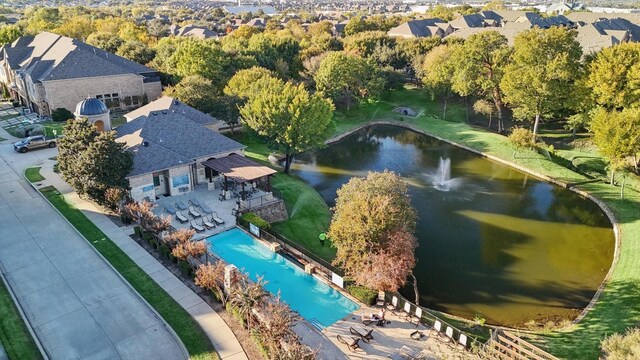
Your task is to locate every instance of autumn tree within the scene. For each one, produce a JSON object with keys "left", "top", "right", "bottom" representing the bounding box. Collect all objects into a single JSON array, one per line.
[
  {"left": 0, "top": 25, "right": 23, "bottom": 45},
  {"left": 54, "top": 15, "right": 95, "bottom": 40},
  {"left": 586, "top": 42, "right": 640, "bottom": 110},
  {"left": 452, "top": 31, "right": 511, "bottom": 132},
  {"left": 230, "top": 275, "right": 268, "bottom": 331},
  {"left": 589, "top": 107, "right": 640, "bottom": 187},
  {"left": 86, "top": 32, "right": 124, "bottom": 53},
  {"left": 169, "top": 229, "right": 206, "bottom": 261},
  {"left": 501, "top": 27, "right": 582, "bottom": 140},
  {"left": 314, "top": 51, "right": 384, "bottom": 110},
  {"left": 116, "top": 40, "right": 156, "bottom": 65},
  {"left": 422, "top": 44, "right": 458, "bottom": 119},
  {"left": 58, "top": 118, "right": 132, "bottom": 204},
  {"left": 240, "top": 78, "right": 335, "bottom": 174},
  {"left": 328, "top": 171, "right": 418, "bottom": 297}
]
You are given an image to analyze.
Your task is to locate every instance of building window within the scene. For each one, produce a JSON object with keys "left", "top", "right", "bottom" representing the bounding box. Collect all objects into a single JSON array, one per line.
[{"left": 153, "top": 175, "right": 160, "bottom": 187}]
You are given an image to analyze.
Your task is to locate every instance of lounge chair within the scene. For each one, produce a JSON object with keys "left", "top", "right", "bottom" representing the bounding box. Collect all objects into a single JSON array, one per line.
[
  {"left": 362, "top": 313, "right": 384, "bottom": 327},
  {"left": 349, "top": 326, "right": 374, "bottom": 343},
  {"left": 175, "top": 201, "right": 188, "bottom": 210},
  {"left": 200, "top": 204, "right": 212, "bottom": 214},
  {"left": 410, "top": 330, "right": 426, "bottom": 341},
  {"left": 211, "top": 211, "right": 225, "bottom": 225},
  {"left": 376, "top": 291, "right": 385, "bottom": 307},
  {"left": 190, "top": 219, "right": 205, "bottom": 233},
  {"left": 188, "top": 205, "right": 201, "bottom": 218},
  {"left": 386, "top": 296, "right": 398, "bottom": 314},
  {"left": 190, "top": 198, "right": 201, "bottom": 207},
  {"left": 399, "top": 345, "right": 423, "bottom": 360},
  {"left": 202, "top": 216, "right": 216, "bottom": 230},
  {"left": 175, "top": 211, "right": 188, "bottom": 224},
  {"left": 165, "top": 205, "right": 176, "bottom": 214},
  {"left": 336, "top": 335, "right": 360, "bottom": 352}
]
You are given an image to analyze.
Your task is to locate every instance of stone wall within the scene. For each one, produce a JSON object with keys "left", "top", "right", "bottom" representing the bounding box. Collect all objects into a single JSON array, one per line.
[{"left": 248, "top": 200, "right": 288, "bottom": 223}]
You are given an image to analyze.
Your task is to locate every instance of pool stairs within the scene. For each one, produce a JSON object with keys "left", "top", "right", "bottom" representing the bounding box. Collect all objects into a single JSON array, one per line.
[{"left": 308, "top": 318, "right": 325, "bottom": 331}]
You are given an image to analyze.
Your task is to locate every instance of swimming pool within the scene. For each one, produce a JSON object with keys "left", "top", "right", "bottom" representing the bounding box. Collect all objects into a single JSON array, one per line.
[{"left": 207, "top": 228, "right": 360, "bottom": 328}]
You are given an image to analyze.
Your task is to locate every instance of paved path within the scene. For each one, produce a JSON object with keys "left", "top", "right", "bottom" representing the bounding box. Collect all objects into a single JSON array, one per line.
[
  {"left": 0, "top": 343, "right": 7, "bottom": 360},
  {"left": 0, "top": 147, "right": 188, "bottom": 360},
  {"left": 38, "top": 163, "right": 248, "bottom": 360}
]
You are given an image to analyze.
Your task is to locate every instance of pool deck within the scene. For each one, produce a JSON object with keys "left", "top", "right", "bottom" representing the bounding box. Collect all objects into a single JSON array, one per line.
[{"left": 325, "top": 309, "right": 480, "bottom": 360}]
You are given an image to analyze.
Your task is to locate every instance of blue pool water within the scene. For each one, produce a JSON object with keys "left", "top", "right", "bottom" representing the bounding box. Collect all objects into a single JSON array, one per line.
[{"left": 207, "top": 228, "right": 360, "bottom": 328}]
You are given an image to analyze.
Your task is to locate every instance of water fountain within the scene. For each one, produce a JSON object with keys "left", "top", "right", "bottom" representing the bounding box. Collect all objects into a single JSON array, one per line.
[{"left": 429, "top": 157, "right": 463, "bottom": 192}]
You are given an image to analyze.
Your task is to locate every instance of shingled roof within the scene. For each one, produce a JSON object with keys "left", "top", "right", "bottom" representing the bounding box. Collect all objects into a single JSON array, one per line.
[
  {"left": 116, "top": 112, "right": 245, "bottom": 177},
  {"left": 124, "top": 96, "right": 220, "bottom": 126},
  {"left": 0, "top": 32, "right": 157, "bottom": 83}
]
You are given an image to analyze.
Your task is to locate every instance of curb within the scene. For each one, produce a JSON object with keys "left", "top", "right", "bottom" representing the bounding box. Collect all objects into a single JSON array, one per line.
[{"left": 25, "top": 173, "right": 191, "bottom": 360}]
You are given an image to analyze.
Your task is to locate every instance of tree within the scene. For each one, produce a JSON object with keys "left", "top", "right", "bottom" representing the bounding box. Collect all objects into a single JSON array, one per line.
[
  {"left": 589, "top": 107, "right": 640, "bottom": 187},
  {"left": 54, "top": 16, "right": 95, "bottom": 40},
  {"left": 51, "top": 107, "right": 74, "bottom": 122},
  {"left": 0, "top": 25, "right": 23, "bottom": 45},
  {"left": 24, "top": 7, "right": 61, "bottom": 34},
  {"left": 343, "top": 31, "right": 396, "bottom": 59},
  {"left": 314, "top": 51, "right": 384, "bottom": 110},
  {"left": 452, "top": 31, "right": 511, "bottom": 132},
  {"left": 473, "top": 99, "right": 495, "bottom": 128},
  {"left": 164, "top": 75, "right": 218, "bottom": 113},
  {"left": 195, "top": 262, "right": 229, "bottom": 305},
  {"left": 422, "top": 44, "right": 458, "bottom": 119},
  {"left": 601, "top": 327, "right": 640, "bottom": 359},
  {"left": 116, "top": 40, "right": 156, "bottom": 65},
  {"left": 501, "top": 28, "right": 582, "bottom": 140},
  {"left": 223, "top": 66, "right": 275, "bottom": 100},
  {"left": 230, "top": 274, "right": 268, "bottom": 331},
  {"left": 483, "top": 0, "right": 505, "bottom": 10},
  {"left": 86, "top": 32, "right": 124, "bottom": 53},
  {"left": 327, "top": 171, "right": 418, "bottom": 294},
  {"left": 586, "top": 42, "right": 640, "bottom": 110},
  {"left": 240, "top": 79, "right": 335, "bottom": 174},
  {"left": 209, "top": 96, "right": 242, "bottom": 135},
  {"left": 170, "top": 38, "right": 232, "bottom": 86},
  {"left": 58, "top": 118, "right": 133, "bottom": 204}
]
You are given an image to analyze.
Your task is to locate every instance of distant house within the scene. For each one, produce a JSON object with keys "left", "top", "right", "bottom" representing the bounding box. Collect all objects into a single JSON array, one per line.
[
  {"left": 223, "top": 6, "right": 277, "bottom": 15},
  {"left": 575, "top": 18, "right": 640, "bottom": 53},
  {"left": 547, "top": 2, "right": 585, "bottom": 15},
  {"left": 513, "top": 13, "right": 574, "bottom": 28},
  {"left": 169, "top": 24, "right": 218, "bottom": 39},
  {"left": 246, "top": 18, "right": 266, "bottom": 28},
  {"left": 0, "top": 32, "right": 161, "bottom": 116},
  {"left": 449, "top": 11, "right": 502, "bottom": 29},
  {"left": 124, "top": 96, "right": 224, "bottom": 132},
  {"left": 387, "top": 18, "right": 453, "bottom": 38}
]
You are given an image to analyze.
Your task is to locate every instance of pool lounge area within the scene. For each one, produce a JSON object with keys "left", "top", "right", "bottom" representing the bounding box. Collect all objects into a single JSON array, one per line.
[{"left": 206, "top": 228, "right": 360, "bottom": 329}]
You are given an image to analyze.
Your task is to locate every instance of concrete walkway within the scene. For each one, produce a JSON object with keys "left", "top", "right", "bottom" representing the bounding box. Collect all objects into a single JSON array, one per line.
[
  {"left": 0, "top": 151, "right": 187, "bottom": 359},
  {"left": 37, "top": 163, "right": 248, "bottom": 360},
  {"left": 0, "top": 343, "right": 7, "bottom": 360}
]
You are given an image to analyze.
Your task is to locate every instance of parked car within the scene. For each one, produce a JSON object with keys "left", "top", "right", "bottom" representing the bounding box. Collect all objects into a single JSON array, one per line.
[{"left": 13, "top": 135, "right": 57, "bottom": 153}]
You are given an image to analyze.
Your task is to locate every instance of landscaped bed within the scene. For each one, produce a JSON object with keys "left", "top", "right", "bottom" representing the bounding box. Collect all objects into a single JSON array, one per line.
[{"left": 35, "top": 183, "right": 218, "bottom": 360}]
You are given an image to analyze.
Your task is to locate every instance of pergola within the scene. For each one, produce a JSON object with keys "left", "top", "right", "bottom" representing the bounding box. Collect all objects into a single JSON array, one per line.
[{"left": 202, "top": 154, "right": 277, "bottom": 198}]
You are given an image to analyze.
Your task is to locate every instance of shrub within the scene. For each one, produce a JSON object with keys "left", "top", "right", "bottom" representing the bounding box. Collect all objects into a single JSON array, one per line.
[
  {"left": 159, "top": 245, "right": 171, "bottom": 259},
  {"left": 104, "top": 187, "right": 124, "bottom": 212},
  {"left": 13, "top": 124, "right": 45, "bottom": 138},
  {"left": 225, "top": 302, "right": 245, "bottom": 327},
  {"left": 346, "top": 285, "right": 378, "bottom": 305},
  {"left": 11, "top": 101, "right": 19, "bottom": 107},
  {"left": 178, "top": 260, "right": 192, "bottom": 276},
  {"left": 601, "top": 328, "right": 640, "bottom": 359},
  {"left": 240, "top": 212, "right": 270, "bottom": 230},
  {"left": 51, "top": 107, "right": 74, "bottom": 122},
  {"left": 133, "top": 226, "right": 142, "bottom": 238},
  {"left": 508, "top": 127, "right": 535, "bottom": 149}
]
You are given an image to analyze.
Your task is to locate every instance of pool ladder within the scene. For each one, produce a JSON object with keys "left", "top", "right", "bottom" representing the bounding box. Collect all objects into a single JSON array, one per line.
[{"left": 308, "top": 318, "right": 324, "bottom": 331}]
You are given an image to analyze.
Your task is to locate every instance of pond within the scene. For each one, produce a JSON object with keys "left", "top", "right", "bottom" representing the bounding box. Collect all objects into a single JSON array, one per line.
[{"left": 291, "top": 125, "right": 614, "bottom": 327}]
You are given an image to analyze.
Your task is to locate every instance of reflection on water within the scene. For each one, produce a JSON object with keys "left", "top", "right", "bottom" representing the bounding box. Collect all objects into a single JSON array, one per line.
[{"left": 292, "top": 125, "right": 614, "bottom": 327}]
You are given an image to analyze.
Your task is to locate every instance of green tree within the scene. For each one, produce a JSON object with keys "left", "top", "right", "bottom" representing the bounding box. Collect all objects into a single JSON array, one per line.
[
  {"left": 473, "top": 99, "right": 495, "bottom": 128},
  {"left": 452, "top": 31, "right": 511, "bottom": 132},
  {"left": 209, "top": 96, "right": 242, "bottom": 135},
  {"left": 586, "top": 42, "right": 640, "bottom": 110},
  {"left": 224, "top": 66, "right": 275, "bottom": 100},
  {"left": 246, "top": 33, "right": 301, "bottom": 78},
  {"left": 168, "top": 38, "right": 233, "bottom": 87},
  {"left": 58, "top": 118, "right": 132, "bottom": 204},
  {"left": 601, "top": 327, "right": 640, "bottom": 359},
  {"left": 23, "top": 7, "right": 61, "bottom": 34},
  {"left": 164, "top": 75, "right": 218, "bottom": 114},
  {"left": 422, "top": 44, "right": 458, "bottom": 119},
  {"left": 314, "top": 51, "right": 384, "bottom": 110},
  {"left": 51, "top": 107, "right": 74, "bottom": 122},
  {"left": 327, "top": 171, "right": 418, "bottom": 293},
  {"left": 501, "top": 27, "right": 582, "bottom": 140},
  {"left": 116, "top": 40, "right": 156, "bottom": 65},
  {"left": 240, "top": 79, "right": 335, "bottom": 174},
  {"left": 589, "top": 107, "right": 640, "bottom": 186},
  {"left": 0, "top": 25, "right": 23, "bottom": 45},
  {"left": 53, "top": 15, "right": 95, "bottom": 40},
  {"left": 343, "top": 31, "right": 396, "bottom": 58}
]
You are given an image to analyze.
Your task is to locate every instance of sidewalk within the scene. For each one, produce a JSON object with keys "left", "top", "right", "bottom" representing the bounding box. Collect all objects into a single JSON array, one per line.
[{"left": 38, "top": 163, "right": 248, "bottom": 360}]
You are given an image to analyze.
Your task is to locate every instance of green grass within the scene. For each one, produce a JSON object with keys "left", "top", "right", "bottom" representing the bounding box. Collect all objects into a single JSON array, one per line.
[
  {"left": 0, "top": 279, "right": 42, "bottom": 360},
  {"left": 4, "top": 121, "right": 65, "bottom": 138},
  {"left": 111, "top": 116, "right": 126, "bottom": 128},
  {"left": 38, "top": 186, "right": 218, "bottom": 360},
  {"left": 24, "top": 167, "right": 44, "bottom": 182}
]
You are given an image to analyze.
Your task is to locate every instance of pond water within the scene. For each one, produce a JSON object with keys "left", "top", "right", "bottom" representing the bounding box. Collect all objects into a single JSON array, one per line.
[{"left": 291, "top": 125, "right": 614, "bottom": 327}]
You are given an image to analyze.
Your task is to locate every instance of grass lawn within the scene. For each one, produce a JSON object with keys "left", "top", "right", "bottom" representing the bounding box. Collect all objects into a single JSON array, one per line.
[
  {"left": 25, "top": 167, "right": 45, "bottom": 182},
  {"left": 37, "top": 185, "right": 218, "bottom": 360},
  {"left": 111, "top": 116, "right": 126, "bottom": 128},
  {"left": 0, "top": 279, "right": 42, "bottom": 360},
  {"left": 5, "top": 121, "right": 65, "bottom": 138}
]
